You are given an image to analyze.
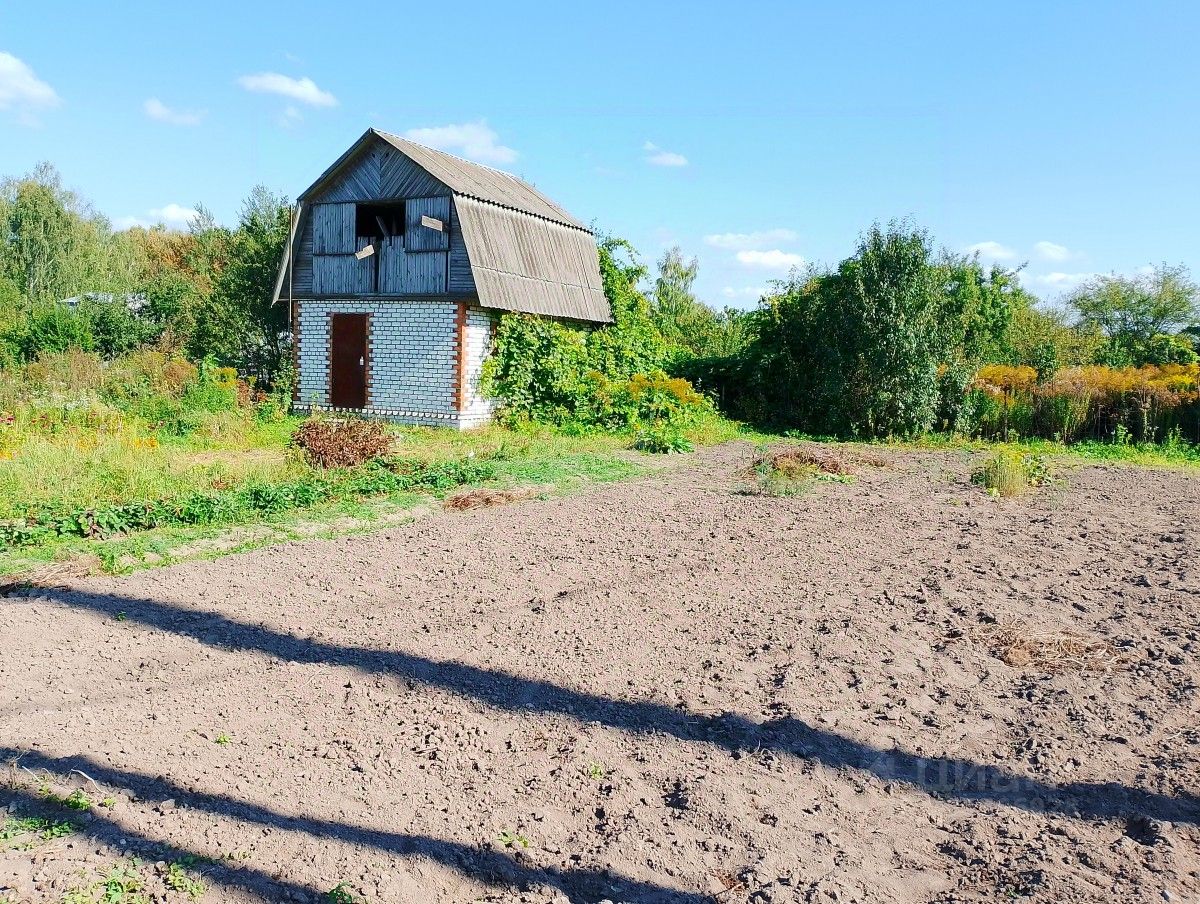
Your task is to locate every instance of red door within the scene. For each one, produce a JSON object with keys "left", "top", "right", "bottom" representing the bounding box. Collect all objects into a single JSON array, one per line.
[{"left": 329, "top": 313, "right": 368, "bottom": 409}]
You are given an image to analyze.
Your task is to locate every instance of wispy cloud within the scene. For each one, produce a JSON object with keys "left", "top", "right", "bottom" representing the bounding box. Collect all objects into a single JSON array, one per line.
[
  {"left": 0, "top": 52, "right": 60, "bottom": 124},
  {"left": 721, "top": 285, "right": 767, "bottom": 301},
  {"left": 1033, "top": 240, "right": 1077, "bottom": 262},
  {"left": 403, "top": 120, "right": 517, "bottom": 165},
  {"left": 704, "top": 229, "right": 799, "bottom": 250},
  {"left": 143, "top": 97, "right": 205, "bottom": 126},
  {"left": 237, "top": 72, "right": 336, "bottom": 107},
  {"left": 1029, "top": 271, "right": 1095, "bottom": 290},
  {"left": 643, "top": 141, "right": 688, "bottom": 167},
  {"left": 278, "top": 105, "right": 303, "bottom": 129},
  {"left": 965, "top": 240, "right": 1017, "bottom": 261},
  {"left": 735, "top": 249, "right": 805, "bottom": 270},
  {"left": 113, "top": 203, "right": 199, "bottom": 231}
]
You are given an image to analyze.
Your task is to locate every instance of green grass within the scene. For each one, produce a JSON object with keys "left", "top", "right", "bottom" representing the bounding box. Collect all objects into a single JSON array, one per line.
[
  {"left": 891, "top": 432, "right": 1200, "bottom": 470},
  {"left": 0, "top": 409, "right": 753, "bottom": 580}
]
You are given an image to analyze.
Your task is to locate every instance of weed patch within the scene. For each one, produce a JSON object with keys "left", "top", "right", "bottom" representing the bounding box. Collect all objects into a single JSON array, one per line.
[{"left": 972, "top": 452, "right": 1053, "bottom": 498}]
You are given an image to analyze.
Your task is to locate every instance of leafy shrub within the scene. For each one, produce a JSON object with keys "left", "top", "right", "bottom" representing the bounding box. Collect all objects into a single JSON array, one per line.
[
  {"left": 293, "top": 416, "right": 393, "bottom": 468},
  {"left": 633, "top": 425, "right": 693, "bottom": 454},
  {"left": 584, "top": 371, "right": 712, "bottom": 430}
]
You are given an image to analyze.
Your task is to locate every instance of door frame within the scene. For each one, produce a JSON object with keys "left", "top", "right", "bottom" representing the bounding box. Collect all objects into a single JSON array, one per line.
[{"left": 328, "top": 312, "right": 370, "bottom": 409}]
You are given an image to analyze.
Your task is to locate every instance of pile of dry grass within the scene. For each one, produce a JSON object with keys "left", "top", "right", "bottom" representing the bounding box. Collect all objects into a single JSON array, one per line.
[
  {"left": 0, "top": 555, "right": 100, "bottom": 595},
  {"left": 972, "top": 619, "right": 1127, "bottom": 673},
  {"left": 293, "top": 417, "right": 393, "bottom": 468},
  {"left": 766, "top": 446, "right": 853, "bottom": 477},
  {"left": 443, "top": 486, "right": 541, "bottom": 511}
]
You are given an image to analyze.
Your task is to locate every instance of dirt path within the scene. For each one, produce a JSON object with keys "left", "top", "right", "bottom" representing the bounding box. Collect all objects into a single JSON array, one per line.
[{"left": 1, "top": 442, "right": 1197, "bottom": 903}]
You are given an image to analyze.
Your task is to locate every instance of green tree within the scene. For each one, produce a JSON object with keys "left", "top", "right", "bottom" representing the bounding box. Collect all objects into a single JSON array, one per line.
[
  {"left": 0, "top": 163, "right": 140, "bottom": 305},
  {"left": 186, "top": 188, "right": 290, "bottom": 384},
  {"left": 1068, "top": 264, "right": 1199, "bottom": 365},
  {"left": 586, "top": 236, "right": 666, "bottom": 378}
]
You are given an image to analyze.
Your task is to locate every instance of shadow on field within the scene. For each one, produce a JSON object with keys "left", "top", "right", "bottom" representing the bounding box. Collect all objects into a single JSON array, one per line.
[
  {"left": 4, "top": 584, "right": 1198, "bottom": 899},
  {"left": 0, "top": 754, "right": 706, "bottom": 904}
]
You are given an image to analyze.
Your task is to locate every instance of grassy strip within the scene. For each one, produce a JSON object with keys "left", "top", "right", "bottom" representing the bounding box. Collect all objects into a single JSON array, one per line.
[
  {"left": 0, "top": 425, "right": 666, "bottom": 578},
  {"left": 889, "top": 432, "right": 1200, "bottom": 469},
  {"left": 0, "top": 458, "right": 494, "bottom": 548}
]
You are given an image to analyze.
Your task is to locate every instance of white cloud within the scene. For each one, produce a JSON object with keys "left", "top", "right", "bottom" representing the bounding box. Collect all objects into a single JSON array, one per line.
[
  {"left": 237, "top": 72, "right": 336, "bottom": 107},
  {"left": 735, "top": 249, "right": 805, "bottom": 270},
  {"left": 278, "top": 105, "right": 303, "bottom": 129},
  {"left": 1029, "top": 271, "right": 1095, "bottom": 290},
  {"left": 113, "top": 203, "right": 199, "bottom": 231},
  {"left": 643, "top": 141, "right": 688, "bottom": 167},
  {"left": 704, "top": 229, "right": 799, "bottom": 250},
  {"left": 721, "top": 285, "right": 767, "bottom": 301},
  {"left": 144, "top": 97, "right": 205, "bottom": 126},
  {"left": 0, "top": 52, "right": 60, "bottom": 121},
  {"left": 1033, "top": 240, "right": 1074, "bottom": 262},
  {"left": 965, "top": 240, "right": 1017, "bottom": 261},
  {"left": 403, "top": 120, "right": 517, "bottom": 165}
]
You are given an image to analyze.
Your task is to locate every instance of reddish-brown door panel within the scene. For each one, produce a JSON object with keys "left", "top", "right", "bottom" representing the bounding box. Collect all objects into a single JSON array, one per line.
[{"left": 329, "top": 313, "right": 368, "bottom": 409}]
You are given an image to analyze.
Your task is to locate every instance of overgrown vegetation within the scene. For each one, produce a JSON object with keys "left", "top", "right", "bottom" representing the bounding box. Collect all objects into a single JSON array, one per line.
[
  {"left": 1, "top": 160, "right": 1197, "bottom": 579},
  {"left": 971, "top": 451, "right": 1052, "bottom": 498}
]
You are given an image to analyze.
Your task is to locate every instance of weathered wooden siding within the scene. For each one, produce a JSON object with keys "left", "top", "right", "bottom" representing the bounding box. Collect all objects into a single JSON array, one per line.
[
  {"left": 312, "top": 144, "right": 448, "bottom": 203},
  {"left": 313, "top": 254, "right": 374, "bottom": 295},
  {"left": 312, "top": 203, "right": 356, "bottom": 254},
  {"left": 447, "top": 199, "right": 475, "bottom": 294},
  {"left": 403, "top": 248, "right": 447, "bottom": 294},
  {"left": 291, "top": 211, "right": 314, "bottom": 295},
  {"left": 378, "top": 237, "right": 406, "bottom": 293},
  {"left": 405, "top": 197, "right": 451, "bottom": 252}
]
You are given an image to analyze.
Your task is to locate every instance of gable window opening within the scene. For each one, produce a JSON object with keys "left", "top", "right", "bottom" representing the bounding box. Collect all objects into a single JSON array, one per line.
[{"left": 355, "top": 202, "right": 405, "bottom": 293}]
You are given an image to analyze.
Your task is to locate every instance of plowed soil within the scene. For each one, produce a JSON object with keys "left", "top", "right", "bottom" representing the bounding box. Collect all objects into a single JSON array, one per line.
[{"left": 2, "top": 442, "right": 1197, "bottom": 903}]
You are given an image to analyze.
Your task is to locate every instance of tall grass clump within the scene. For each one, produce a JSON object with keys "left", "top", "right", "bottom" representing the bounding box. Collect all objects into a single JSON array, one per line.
[{"left": 972, "top": 451, "right": 1051, "bottom": 497}]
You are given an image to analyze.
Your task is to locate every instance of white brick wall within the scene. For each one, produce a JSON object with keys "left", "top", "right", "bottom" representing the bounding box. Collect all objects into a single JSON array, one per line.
[
  {"left": 294, "top": 298, "right": 497, "bottom": 430},
  {"left": 459, "top": 307, "right": 498, "bottom": 428}
]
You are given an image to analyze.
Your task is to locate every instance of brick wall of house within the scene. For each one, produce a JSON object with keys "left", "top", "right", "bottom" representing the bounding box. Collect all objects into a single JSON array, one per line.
[{"left": 294, "top": 299, "right": 497, "bottom": 429}]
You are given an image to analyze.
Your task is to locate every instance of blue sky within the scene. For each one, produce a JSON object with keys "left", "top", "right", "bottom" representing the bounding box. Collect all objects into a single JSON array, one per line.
[{"left": 2, "top": 1, "right": 1198, "bottom": 307}]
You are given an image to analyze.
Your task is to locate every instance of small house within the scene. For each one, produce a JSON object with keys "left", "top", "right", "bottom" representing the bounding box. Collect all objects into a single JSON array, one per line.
[{"left": 273, "top": 128, "right": 610, "bottom": 428}]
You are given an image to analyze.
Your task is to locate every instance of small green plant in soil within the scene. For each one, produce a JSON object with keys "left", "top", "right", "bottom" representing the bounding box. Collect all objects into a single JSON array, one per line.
[
  {"left": 163, "top": 861, "right": 206, "bottom": 899},
  {"left": 972, "top": 452, "right": 1052, "bottom": 498},
  {"left": 326, "top": 882, "right": 363, "bottom": 903},
  {"left": 214, "top": 732, "right": 232, "bottom": 745},
  {"left": 497, "top": 830, "right": 530, "bottom": 849},
  {"left": 1, "top": 814, "right": 76, "bottom": 842}
]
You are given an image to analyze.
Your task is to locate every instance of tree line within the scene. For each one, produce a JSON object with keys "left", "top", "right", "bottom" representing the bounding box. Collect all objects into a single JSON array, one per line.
[
  {"left": 2, "top": 163, "right": 1197, "bottom": 443},
  {"left": 0, "top": 164, "right": 291, "bottom": 382}
]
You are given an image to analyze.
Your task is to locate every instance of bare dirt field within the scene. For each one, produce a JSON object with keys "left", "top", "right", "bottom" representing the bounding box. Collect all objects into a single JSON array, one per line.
[{"left": 1, "top": 442, "right": 1198, "bottom": 903}]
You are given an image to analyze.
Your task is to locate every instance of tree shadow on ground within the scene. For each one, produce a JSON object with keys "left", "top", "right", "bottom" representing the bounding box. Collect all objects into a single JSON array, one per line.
[
  {"left": 8, "top": 585, "right": 1198, "bottom": 838},
  {"left": 1, "top": 757, "right": 710, "bottom": 904}
]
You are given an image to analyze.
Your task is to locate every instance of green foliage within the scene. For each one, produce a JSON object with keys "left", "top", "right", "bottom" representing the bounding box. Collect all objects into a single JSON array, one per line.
[
  {"left": 483, "top": 235, "right": 708, "bottom": 435},
  {"left": 1, "top": 814, "right": 77, "bottom": 841},
  {"left": 326, "top": 882, "right": 363, "bottom": 904},
  {"left": 971, "top": 451, "right": 1052, "bottom": 497},
  {"left": 163, "top": 862, "right": 206, "bottom": 898},
  {"left": 481, "top": 314, "right": 590, "bottom": 422},
  {"left": 650, "top": 247, "right": 753, "bottom": 359},
  {"left": 0, "top": 454, "right": 496, "bottom": 548},
  {"left": 737, "top": 222, "right": 946, "bottom": 436},
  {"left": 633, "top": 424, "right": 694, "bottom": 453},
  {"left": 1068, "top": 264, "right": 1199, "bottom": 366},
  {"left": 185, "top": 188, "right": 292, "bottom": 383}
]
